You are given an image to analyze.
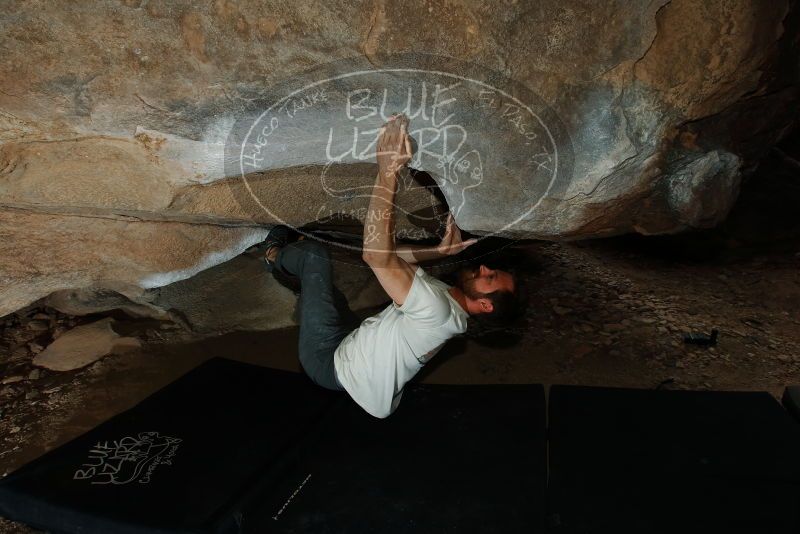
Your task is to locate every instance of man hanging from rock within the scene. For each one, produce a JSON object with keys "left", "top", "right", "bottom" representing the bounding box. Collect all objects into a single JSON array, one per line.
[{"left": 261, "top": 113, "right": 524, "bottom": 418}]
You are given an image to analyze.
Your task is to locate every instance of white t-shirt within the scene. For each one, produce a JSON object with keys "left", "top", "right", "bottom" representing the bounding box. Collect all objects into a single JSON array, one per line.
[{"left": 333, "top": 265, "right": 469, "bottom": 418}]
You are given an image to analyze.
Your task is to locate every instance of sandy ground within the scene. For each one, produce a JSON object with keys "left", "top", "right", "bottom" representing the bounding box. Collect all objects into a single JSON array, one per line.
[{"left": 1, "top": 232, "right": 799, "bottom": 532}]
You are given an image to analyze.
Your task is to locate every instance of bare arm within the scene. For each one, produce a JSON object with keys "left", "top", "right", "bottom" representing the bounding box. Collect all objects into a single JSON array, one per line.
[
  {"left": 361, "top": 115, "right": 417, "bottom": 306},
  {"left": 362, "top": 171, "right": 401, "bottom": 262},
  {"left": 395, "top": 213, "right": 478, "bottom": 264},
  {"left": 395, "top": 244, "right": 446, "bottom": 264}
]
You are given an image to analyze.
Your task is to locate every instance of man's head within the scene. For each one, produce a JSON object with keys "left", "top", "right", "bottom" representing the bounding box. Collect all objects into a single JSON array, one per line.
[{"left": 452, "top": 264, "right": 523, "bottom": 323}]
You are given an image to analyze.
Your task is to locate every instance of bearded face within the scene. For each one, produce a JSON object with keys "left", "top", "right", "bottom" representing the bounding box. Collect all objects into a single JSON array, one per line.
[{"left": 454, "top": 265, "right": 485, "bottom": 300}]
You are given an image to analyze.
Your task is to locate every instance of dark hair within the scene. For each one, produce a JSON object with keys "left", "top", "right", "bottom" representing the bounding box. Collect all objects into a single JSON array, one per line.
[
  {"left": 471, "top": 268, "right": 527, "bottom": 326},
  {"left": 435, "top": 241, "right": 535, "bottom": 335}
]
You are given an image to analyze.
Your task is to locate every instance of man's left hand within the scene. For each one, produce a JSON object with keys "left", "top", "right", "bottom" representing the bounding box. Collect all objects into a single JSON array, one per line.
[{"left": 437, "top": 213, "right": 478, "bottom": 256}]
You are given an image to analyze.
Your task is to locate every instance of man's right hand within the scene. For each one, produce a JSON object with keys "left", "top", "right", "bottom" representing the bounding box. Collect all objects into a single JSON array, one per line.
[{"left": 376, "top": 114, "right": 412, "bottom": 177}]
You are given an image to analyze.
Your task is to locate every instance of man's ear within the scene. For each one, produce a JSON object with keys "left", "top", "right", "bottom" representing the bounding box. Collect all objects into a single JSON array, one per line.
[{"left": 478, "top": 298, "right": 493, "bottom": 314}]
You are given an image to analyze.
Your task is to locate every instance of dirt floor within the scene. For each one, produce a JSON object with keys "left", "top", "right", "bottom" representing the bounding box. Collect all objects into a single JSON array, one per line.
[{"left": 1, "top": 227, "right": 799, "bottom": 532}]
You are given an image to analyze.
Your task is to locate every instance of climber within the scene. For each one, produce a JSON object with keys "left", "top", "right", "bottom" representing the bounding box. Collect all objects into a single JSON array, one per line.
[{"left": 261, "top": 113, "right": 524, "bottom": 419}]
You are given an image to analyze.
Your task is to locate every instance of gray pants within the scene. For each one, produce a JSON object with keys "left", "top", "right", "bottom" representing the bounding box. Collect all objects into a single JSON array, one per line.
[{"left": 274, "top": 239, "right": 356, "bottom": 391}]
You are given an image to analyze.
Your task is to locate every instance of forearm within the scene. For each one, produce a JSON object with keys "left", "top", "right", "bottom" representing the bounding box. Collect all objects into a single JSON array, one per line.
[
  {"left": 362, "top": 171, "right": 399, "bottom": 262},
  {"left": 395, "top": 243, "right": 448, "bottom": 264}
]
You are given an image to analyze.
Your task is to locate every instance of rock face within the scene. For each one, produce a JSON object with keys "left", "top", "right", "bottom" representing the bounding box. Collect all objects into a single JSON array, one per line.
[
  {"left": 0, "top": 0, "right": 798, "bottom": 319},
  {"left": 0, "top": 209, "right": 269, "bottom": 317},
  {"left": 33, "top": 318, "right": 140, "bottom": 371},
  {"left": 37, "top": 240, "right": 390, "bottom": 335}
]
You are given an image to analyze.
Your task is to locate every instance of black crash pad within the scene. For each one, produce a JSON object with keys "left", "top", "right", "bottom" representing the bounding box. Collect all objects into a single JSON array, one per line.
[
  {"left": 0, "top": 358, "right": 342, "bottom": 534},
  {"left": 0, "top": 358, "right": 548, "bottom": 533},
  {"left": 548, "top": 385, "right": 800, "bottom": 534},
  {"left": 783, "top": 385, "right": 800, "bottom": 423},
  {"left": 249, "top": 383, "right": 548, "bottom": 533}
]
